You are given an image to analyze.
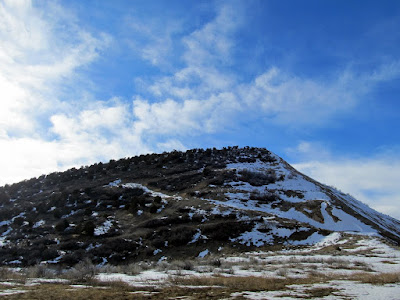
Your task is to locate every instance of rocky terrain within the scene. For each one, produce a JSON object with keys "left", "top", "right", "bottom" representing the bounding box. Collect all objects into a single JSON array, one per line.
[{"left": 0, "top": 146, "right": 399, "bottom": 269}]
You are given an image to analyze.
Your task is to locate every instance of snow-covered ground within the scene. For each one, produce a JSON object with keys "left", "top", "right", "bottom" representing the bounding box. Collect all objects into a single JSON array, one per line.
[
  {"left": 232, "top": 281, "right": 400, "bottom": 300},
  {"left": 0, "top": 228, "right": 399, "bottom": 299},
  {"left": 94, "top": 235, "right": 400, "bottom": 299}
]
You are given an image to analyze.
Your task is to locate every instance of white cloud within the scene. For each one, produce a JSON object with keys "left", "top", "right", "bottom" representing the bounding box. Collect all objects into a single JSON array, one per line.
[
  {"left": 0, "top": 137, "right": 59, "bottom": 185},
  {"left": 289, "top": 143, "right": 400, "bottom": 220},
  {"left": 156, "top": 139, "right": 187, "bottom": 152},
  {"left": 132, "top": 91, "right": 239, "bottom": 136},
  {"left": 133, "top": 1, "right": 400, "bottom": 140},
  {"left": 125, "top": 15, "right": 183, "bottom": 68},
  {"left": 0, "top": 1, "right": 114, "bottom": 184},
  {"left": 0, "top": 0, "right": 110, "bottom": 135},
  {"left": 286, "top": 141, "right": 332, "bottom": 161},
  {"left": 136, "top": 59, "right": 400, "bottom": 140},
  {"left": 49, "top": 101, "right": 151, "bottom": 162},
  {"left": 182, "top": 2, "right": 240, "bottom": 67},
  {"left": 238, "top": 63, "right": 400, "bottom": 125},
  {"left": 142, "top": 2, "right": 240, "bottom": 100},
  {"left": 0, "top": 99, "right": 154, "bottom": 186}
]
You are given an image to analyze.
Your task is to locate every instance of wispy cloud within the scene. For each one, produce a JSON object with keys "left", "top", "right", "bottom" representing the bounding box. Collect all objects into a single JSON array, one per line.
[
  {"left": 0, "top": 0, "right": 110, "bottom": 136},
  {"left": 182, "top": 2, "right": 241, "bottom": 67},
  {"left": 0, "top": 0, "right": 111, "bottom": 183},
  {"left": 131, "top": 1, "right": 400, "bottom": 140},
  {"left": 125, "top": 17, "right": 182, "bottom": 68},
  {"left": 143, "top": 2, "right": 240, "bottom": 100}
]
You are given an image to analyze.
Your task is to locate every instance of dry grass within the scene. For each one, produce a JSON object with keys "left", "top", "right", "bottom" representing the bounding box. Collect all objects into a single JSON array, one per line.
[
  {"left": 230, "top": 255, "right": 373, "bottom": 273},
  {"left": 25, "top": 265, "right": 60, "bottom": 279},
  {"left": 170, "top": 271, "right": 400, "bottom": 291},
  {"left": 0, "top": 283, "right": 141, "bottom": 300},
  {"left": 381, "top": 260, "right": 398, "bottom": 264},
  {"left": 0, "top": 267, "right": 26, "bottom": 281},
  {"left": 279, "top": 287, "right": 339, "bottom": 299},
  {"left": 98, "top": 262, "right": 144, "bottom": 275},
  {"left": 354, "top": 272, "right": 400, "bottom": 285},
  {"left": 0, "top": 281, "right": 232, "bottom": 300},
  {"left": 306, "top": 287, "right": 339, "bottom": 297},
  {"left": 170, "top": 274, "right": 331, "bottom": 292},
  {"left": 1, "top": 271, "right": 399, "bottom": 300}
]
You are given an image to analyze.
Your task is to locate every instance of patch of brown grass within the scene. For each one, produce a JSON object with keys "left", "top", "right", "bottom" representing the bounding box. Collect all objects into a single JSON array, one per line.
[
  {"left": 0, "top": 282, "right": 233, "bottom": 300},
  {"left": 354, "top": 272, "right": 400, "bottom": 285},
  {"left": 306, "top": 287, "right": 339, "bottom": 298},
  {"left": 0, "top": 267, "right": 26, "bottom": 282},
  {"left": 2, "top": 271, "right": 399, "bottom": 300},
  {"left": 279, "top": 287, "right": 339, "bottom": 299},
  {"left": 170, "top": 275, "right": 331, "bottom": 292},
  {"left": 0, "top": 283, "right": 144, "bottom": 300},
  {"left": 85, "top": 278, "right": 133, "bottom": 290}
]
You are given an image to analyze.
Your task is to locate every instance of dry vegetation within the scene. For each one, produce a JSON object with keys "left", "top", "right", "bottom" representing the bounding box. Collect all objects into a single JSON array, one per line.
[
  {"left": 1, "top": 271, "right": 399, "bottom": 300},
  {"left": 1, "top": 246, "right": 399, "bottom": 300}
]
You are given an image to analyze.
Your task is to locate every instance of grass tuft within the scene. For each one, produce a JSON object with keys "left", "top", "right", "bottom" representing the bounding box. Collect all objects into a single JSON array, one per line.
[{"left": 354, "top": 272, "right": 400, "bottom": 285}]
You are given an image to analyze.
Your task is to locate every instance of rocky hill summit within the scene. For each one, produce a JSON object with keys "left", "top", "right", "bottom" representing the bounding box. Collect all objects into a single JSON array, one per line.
[{"left": 1, "top": 146, "right": 399, "bottom": 267}]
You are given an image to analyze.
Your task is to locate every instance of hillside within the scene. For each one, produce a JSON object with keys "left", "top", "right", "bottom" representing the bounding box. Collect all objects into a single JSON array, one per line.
[{"left": 0, "top": 146, "right": 399, "bottom": 267}]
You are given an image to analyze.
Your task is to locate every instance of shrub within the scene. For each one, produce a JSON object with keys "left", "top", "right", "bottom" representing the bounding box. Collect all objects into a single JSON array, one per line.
[
  {"left": 151, "top": 226, "right": 196, "bottom": 248},
  {"left": 53, "top": 208, "right": 64, "bottom": 219},
  {"left": 26, "top": 264, "right": 54, "bottom": 278},
  {"left": 60, "top": 241, "right": 81, "bottom": 251},
  {"left": 202, "top": 221, "right": 253, "bottom": 241},
  {"left": 0, "top": 191, "right": 9, "bottom": 204},
  {"left": 250, "top": 191, "right": 277, "bottom": 203},
  {"left": 170, "top": 260, "right": 194, "bottom": 271},
  {"left": 239, "top": 169, "right": 277, "bottom": 186},
  {"left": 55, "top": 219, "right": 69, "bottom": 232},
  {"left": 13, "top": 217, "right": 24, "bottom": 226},
  {"left": 63, "top": 258, "right": 97, "bottom": 282},
  {"left": 149, "top": 203, "right": 161, "bottom": 213},
  {"left": 211, "top": 258, "right": 222, "bottom": 267},
  {"left": 59, "top": 250, "right": 85, "bottom": 266},
  {"left": 81, "top": 221, "right": 95, "bottom": 236},
  {"left": 41, "top": 248, "right": 59, "bottom": 261},
  {"left": 203, "top": 166, "right": 214, "bottom": 177},
  {"left": 0, "top": 267, "right": 24, "bottom": 280}
]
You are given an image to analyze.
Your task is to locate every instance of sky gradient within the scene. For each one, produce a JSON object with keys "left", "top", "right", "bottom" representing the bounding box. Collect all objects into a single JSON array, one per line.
[{"left": 1, "top": 0, "right": 400, "bottom": 218}]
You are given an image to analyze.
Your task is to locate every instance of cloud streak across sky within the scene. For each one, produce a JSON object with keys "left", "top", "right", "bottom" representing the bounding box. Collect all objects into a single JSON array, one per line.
[{"left": 1, "top": 0, "right": 400, "bottom": 218}]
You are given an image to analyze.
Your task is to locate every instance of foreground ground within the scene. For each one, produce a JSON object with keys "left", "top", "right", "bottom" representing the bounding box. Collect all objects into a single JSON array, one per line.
[{"left": 0, "top": 233, "right": 399, "bottom": 299}]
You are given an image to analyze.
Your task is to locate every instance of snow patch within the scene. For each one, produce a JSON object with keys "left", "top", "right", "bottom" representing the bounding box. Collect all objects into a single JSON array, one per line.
[
  {"left": 94, "top": 220, "right": 113, "bottom": 236},
  {"left": 33, "top": 220, "right": 45, "bottom": 228},
  {"left": 198, "top": 249, "right": 210, "bottom": 258},
  {"left": 189, "top": 229, "right": 207, "bottom": 244},
  {"left": 153, "top": 249, "right": 162, "bottom": 255},
  {"left": 107, "top": 179, "right": 121, "bottom": 187}
]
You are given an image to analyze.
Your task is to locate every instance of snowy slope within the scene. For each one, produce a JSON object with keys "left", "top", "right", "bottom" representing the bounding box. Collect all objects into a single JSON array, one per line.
[{"left": 216, "top": 152, "right": 400, "bottom": 243}]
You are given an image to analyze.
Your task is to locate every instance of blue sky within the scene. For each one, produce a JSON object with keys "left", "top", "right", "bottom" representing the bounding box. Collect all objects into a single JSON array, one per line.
[{"left": 1, "top": 0, "right": 400, "bottom": 218}]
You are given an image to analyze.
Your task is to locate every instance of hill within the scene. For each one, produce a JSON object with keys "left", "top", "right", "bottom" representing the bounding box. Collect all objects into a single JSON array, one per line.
[{"left": 0, "top": 146, "right": 399, "bottom": 267}]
